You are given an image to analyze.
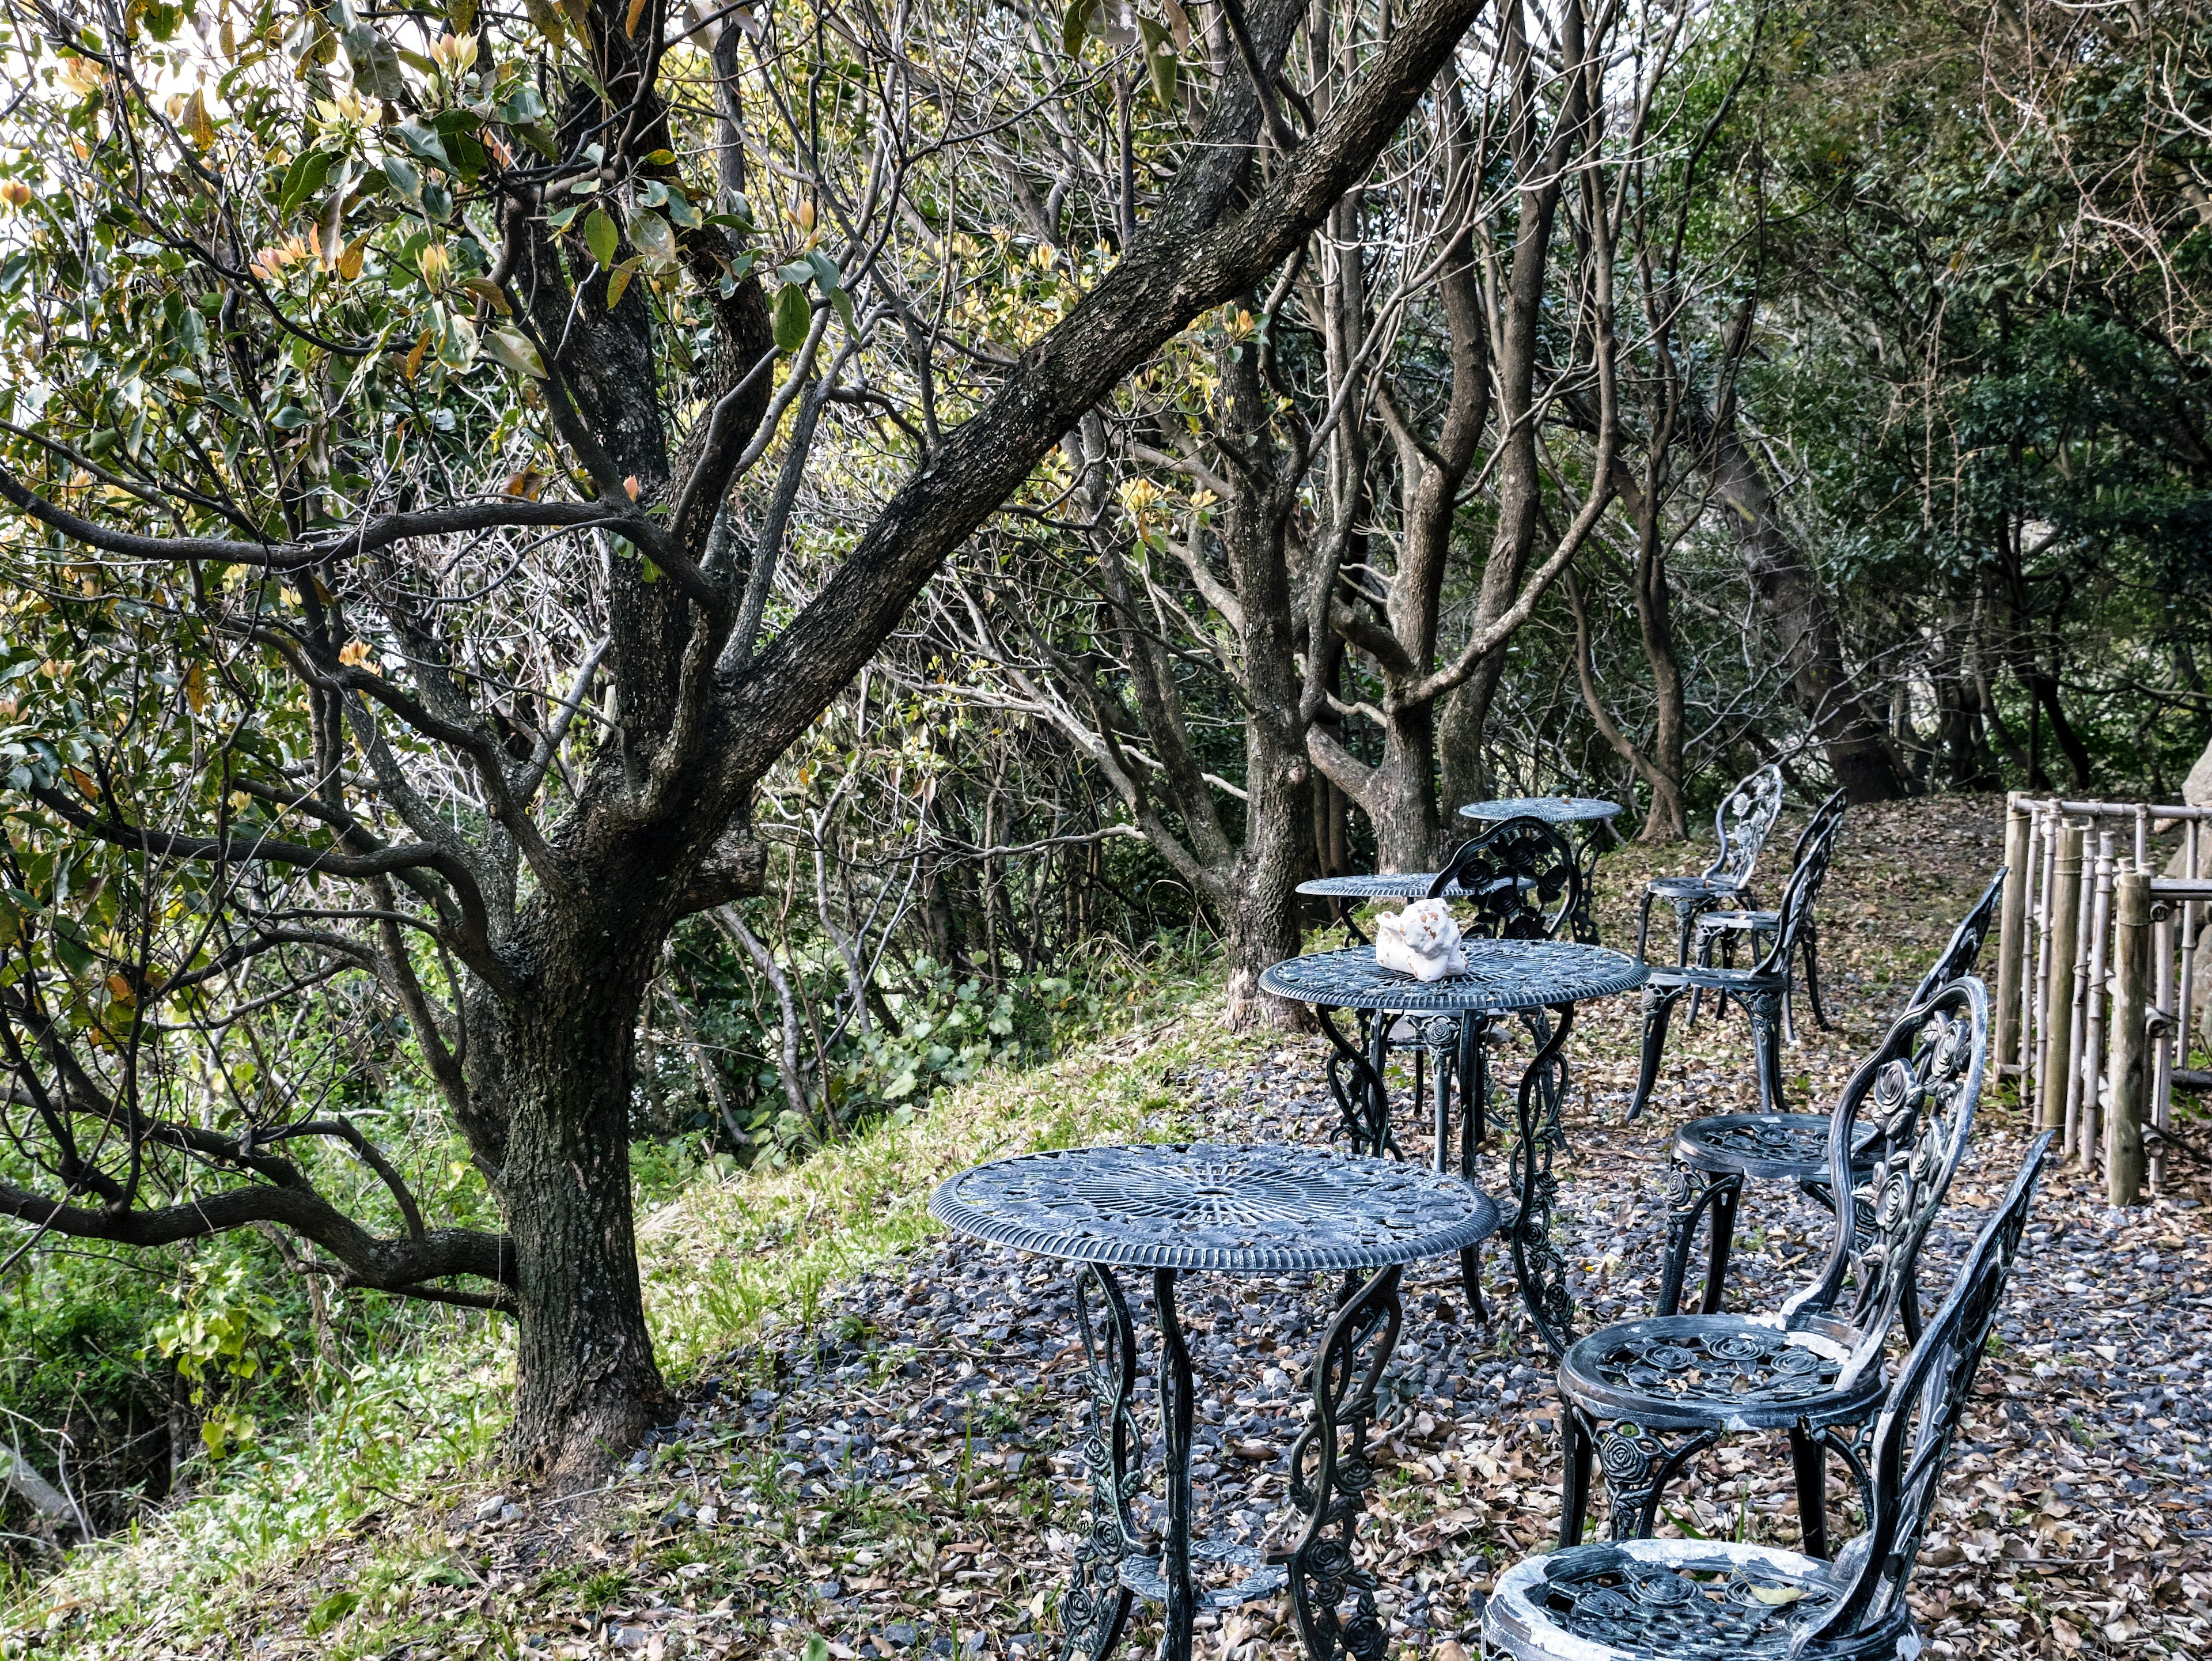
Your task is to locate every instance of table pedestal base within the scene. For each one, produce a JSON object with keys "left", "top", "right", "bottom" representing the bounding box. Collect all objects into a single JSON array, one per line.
[{"left": 1057, "top": 1263, "right": 1406, "bottom": 1661}]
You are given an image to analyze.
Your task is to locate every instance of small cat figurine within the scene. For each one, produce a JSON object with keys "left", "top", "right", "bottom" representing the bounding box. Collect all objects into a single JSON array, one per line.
[{"left": 1374, "top": 898, "right": 1468, "bottom": 982}]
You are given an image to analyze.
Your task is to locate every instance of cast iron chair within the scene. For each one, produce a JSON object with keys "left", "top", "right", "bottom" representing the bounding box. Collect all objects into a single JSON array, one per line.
[
  {"left": 1627, "top": 790, "right": 1847, "bottom": 1122},
  {"left": 1484, "top": 1128, "right": 2049, "bottom": 1661},
  {"left": 1635, "top": 765, "right": 1785, "bottom": 966},
  {"left": 1552, "top": 977, "right": 1988, "bottom": 1560},
  {"left": 1683, "top": 806, "right": 1857, "bottom": 1039},
  {"left": 1654, "top": 868, "right": 2008, "bottom": 1328}
]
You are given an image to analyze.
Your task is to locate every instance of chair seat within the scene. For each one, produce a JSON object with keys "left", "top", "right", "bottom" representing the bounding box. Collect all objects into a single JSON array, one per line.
[
  {"left": 1642, "top": 959, "right": 1778, "bottom": 993},
  {"left": 1484, "top": 1539, "right": 1853, "bottom": 1660},
  {"left": 1644, "top": 875, "right": 1744, "bottom": 901},
  {"left": 1673, "top": 1113, "right": 1870, "bottom": 1180},
  {"left": 1559, "top": 1314, "right": 1881, "bottom": 1431},
  {"left": 1691, "top": 908, "right": 1778, "bottom": 933}
]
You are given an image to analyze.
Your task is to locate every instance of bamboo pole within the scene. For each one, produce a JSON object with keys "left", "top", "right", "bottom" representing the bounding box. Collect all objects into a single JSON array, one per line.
[
  {"left": 2075, "top": 832, "right": 2115, "bottom": 1168},
  {"left": 2108, "top": 869, "right": 2150, "bottom": 1206},
  {"left": 2182, "top": 821, "right": 2202, "bottom": 1073},
  {"left": 2029, "top": 806, "right": 2057, "bottom": 1090},
  {"left": 1997, "top": 799, "right": 2031, "bottom": 1076},
  {"left": 2152, "top": 892, "right": 2175, "bottom": 1192},
  {"left": 2018, "top": 809, "right": 2046, "bottom": 1081},
  {"left": 2040, "top": 822, "right": 2084, "bottom": 1134},
  {"left": 2135, "top": 804, "right": 2150, "bottom": 870}
]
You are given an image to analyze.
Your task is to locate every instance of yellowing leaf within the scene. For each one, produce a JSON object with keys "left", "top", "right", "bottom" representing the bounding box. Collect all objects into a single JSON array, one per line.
[
  {"left": 624, "top": 0, "right": 647, "bottom": 36},
  {"left": 184, "top": 662, "right": 207, "bottom": 713},
  {"left": 182, "top": 90, "right": 216, "bottom": 151},
  {"left": 485, "top": 329, "right": 548, "bottom": 378},
  {"left": 338, "top": 234, "right": 369, "bottom": 281}
]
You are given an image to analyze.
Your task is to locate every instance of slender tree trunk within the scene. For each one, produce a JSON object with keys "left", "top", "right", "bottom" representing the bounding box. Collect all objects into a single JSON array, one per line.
[{"left": 1693, "top": 410, "right": 1909, "bottom": 802}]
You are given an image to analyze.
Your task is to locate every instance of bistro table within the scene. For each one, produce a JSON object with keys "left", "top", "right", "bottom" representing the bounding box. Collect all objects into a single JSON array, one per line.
[
  {"left": 1297, "top": 871, "right": 1468, "bottom": 945},
  {"left": 931, "top": 1142, "right": 1498, "bottom": 1661},
  {"left": 1259, "top": 943, "right": 1646, "bottom": 1325},
  {"left": 1456, "top": 796, "right": 1623, "bottom": 944}
]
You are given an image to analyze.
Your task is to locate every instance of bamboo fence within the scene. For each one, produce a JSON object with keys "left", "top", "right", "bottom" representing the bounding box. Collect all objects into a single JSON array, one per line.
[{"left": 1997, "top": 793, "right": 2210, "bottom": 1201}]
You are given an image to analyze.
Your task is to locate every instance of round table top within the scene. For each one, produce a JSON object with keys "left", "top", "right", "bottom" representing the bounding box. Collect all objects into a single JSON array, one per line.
[
  {"left": 1259, "top": 941, "right": 1647, "bottom": 1013},
  {"left": 1458, "top": 795, "right": 1624, "bottom": 823},
  {"left": 930, "top": 1142, "right": 1500, "bottom": 1273},
  {"left": 1297, "top": 872, "right": 1461, "bottom": 899}
]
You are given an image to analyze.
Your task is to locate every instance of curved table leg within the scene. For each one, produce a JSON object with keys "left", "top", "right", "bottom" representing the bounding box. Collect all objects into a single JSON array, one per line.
[
  {"left": 1285, "top": 1263, "right": 1403, "bottom": 1661},
  {"left": 1316, "top": 1007, "right": 1393, "bottom": 1158},
  {"left": 1060, "top": 1265, "right": 1139, "bottom": 1661},
  {"left": 1508, "top": 1001, "right": 1580, "bottom": 1362},
  {"left": 1154, "top": 1269, "right": 1197, "bottom": 1660}
]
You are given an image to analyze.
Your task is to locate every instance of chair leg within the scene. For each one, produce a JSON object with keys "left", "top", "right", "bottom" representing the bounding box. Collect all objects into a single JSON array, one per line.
[
  {"left": 1657, "top": 1161, "right": 1712, "bottom": 1318},
  {"left": 1748, "top": 990, "right": 1786, "bottom": 1113},
  {"left": 1673, "top": 901, "right": 1698, "bottom": 967},
  {"left": 1901, "top": 1272, "right": 1922, "bottom": 1346},
  {"left": 1627, "top": 984, "right": 1684, "bottom": 1121},
  {"left": 1789, "top": 1427, "right": 1830, "bottom": 1560},
  {"left": 1636, "top": 891, "right": 1657, "bottom": 961},
  {"left": 1700, "top": 1176, "right": 1742, "bottom": 1315},
  {"left": 1558, "top": 1404, "right": 1595, "bottom": 1549},
  {"left": 1801, "top": 924, "right": 1831, "bottom": 1030}
]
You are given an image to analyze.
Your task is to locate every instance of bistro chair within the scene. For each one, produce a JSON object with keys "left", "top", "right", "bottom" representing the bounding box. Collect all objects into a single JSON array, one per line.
[
  {"left": 1654, "top": 869, "right": 2007, "bottom": 1327},
  {"left": 1684, "top": 805, "right": 1857, "bottom": 1039},
  {"left": 1627, "top": 790, "right": 1848, "bottom": 1122},
  {"left": 1635, "top": 765, "right": 1785, "bottom": 966},
  {"left": 1551, "top": 978, "right": 1988, "bottom": 1558},
  {"left": 1484, "top": 1128, "right": 2049, "bottom": 1661}
]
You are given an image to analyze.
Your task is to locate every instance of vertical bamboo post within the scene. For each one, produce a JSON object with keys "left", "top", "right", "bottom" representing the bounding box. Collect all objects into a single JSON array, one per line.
[
  {"left": 2152, "top": 891, "right": 2175, "bottom": 1192},
  {"left": 2039, "top": 822, "right": 2084, "bottom": 1134},
  {"left": 2031, "top": 806, "right": 2059, "bottom": 1096},
  {"left": 2134, "top": 804, "right": 2150, "bottom": 871},
  {"left": 2019, "top": 809, "right": 2046, "bottom": 1081},
  {"left": 2075, "top": 831, "right": 2115, "bottom": 1168},
  {"left": 1997, "top": 799, "right": 2031, "bottom": 1077},
  {"left": 2183, "top": 820, "right": 2202, "bottom": 1066},
  {"left": 2108, "top": 869, "right": 2150, "bottom": 1206}
]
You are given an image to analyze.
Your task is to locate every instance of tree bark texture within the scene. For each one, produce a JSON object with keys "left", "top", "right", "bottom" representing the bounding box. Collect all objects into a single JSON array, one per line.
[{"left": 1692, "top": 409, "right": 1910, "bottom": 803}]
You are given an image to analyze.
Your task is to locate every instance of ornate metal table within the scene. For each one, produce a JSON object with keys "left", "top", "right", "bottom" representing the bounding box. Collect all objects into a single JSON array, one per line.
[
  {"left": 1297, "top": 872, "right": 1472, "bottom": 945},
  {"left": 1456, "top": 797, "right": 1622, "bottom": 945},
  {"left": 1258, "top": 944, "right": 1646, "bottom": 1324},
  {"left": 931, "top": 1143, "right": 1498, "bottom": 1661},
  {"left": 1456, "top": 795, "right": 1624, "bottom": 827}
]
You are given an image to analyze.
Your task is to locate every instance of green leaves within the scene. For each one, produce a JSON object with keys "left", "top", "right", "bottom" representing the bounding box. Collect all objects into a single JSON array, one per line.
[
  {"left": 583, "top": 207, "right": 619, "bottom": 268},
  {"left": 276, "top": 150, "right": 336, "bottom": 220},
  {"left": 772, "top": 282, "right": 812, "bottom": 351},
  {"left": 1062, "top": 0, "right": 1099, "bottom": 56},
  {"left": 1137, "top": 16, "right": 1176, "bottom": 107}
]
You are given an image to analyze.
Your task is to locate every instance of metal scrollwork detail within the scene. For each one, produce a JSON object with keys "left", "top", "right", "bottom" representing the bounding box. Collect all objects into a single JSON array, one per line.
[
  {"left": 1286, "top": 1265, "right": 1404, "bottom": 1661},
  {"left": 1594, "top": 1421, "right": 1720, "bottom": 1540},
  {"left": 1058, "top": 1265, "right": 1138, "bottom": 1661}
]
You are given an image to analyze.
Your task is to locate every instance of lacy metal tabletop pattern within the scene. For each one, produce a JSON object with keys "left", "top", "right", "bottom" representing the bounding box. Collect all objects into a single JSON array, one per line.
[
  {"left": 930, "top": 1143, "right": 1499, "bottom": 1272},
  {"left": 1532, "top": 1545, "right": 1842, "bottom": 1656},
  {"left": 1457, "top": 796, "right": 1624, "bottom": 824},
  {"left": 1574, "top": 1319, "right": 1848, "bottom": 1409},
  {"left": 1259, "top": 944, "right": 1646, "bottom": 1013},
  {"left": 1296, "top": 873, "right": 1468, "bottom": 899}
]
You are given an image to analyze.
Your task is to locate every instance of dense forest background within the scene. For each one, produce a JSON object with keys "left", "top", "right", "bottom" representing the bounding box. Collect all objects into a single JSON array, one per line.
[{"left": 0, "top": 0, "right": 2205, "bottom": 1571}]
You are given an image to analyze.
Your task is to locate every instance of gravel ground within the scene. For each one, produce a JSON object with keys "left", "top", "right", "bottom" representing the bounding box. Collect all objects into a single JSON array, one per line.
[{"left": 210, "top": 796, "right": 2200, "bottom": 1661}]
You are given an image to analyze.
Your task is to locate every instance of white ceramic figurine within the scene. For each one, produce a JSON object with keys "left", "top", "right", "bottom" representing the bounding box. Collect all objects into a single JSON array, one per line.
[{"left": 1374, "top": 898, "right": 1468, "bottom": 982}]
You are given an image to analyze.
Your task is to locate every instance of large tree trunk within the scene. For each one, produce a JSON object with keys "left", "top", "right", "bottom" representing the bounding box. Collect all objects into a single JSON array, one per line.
[
  {"left": 1694, "top": 411, "right": 1910, "bottom": 803},
  {"left": 501, "top": 969, "right": 669, "bottom": 1477}
]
